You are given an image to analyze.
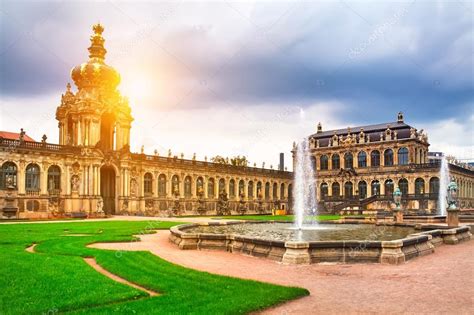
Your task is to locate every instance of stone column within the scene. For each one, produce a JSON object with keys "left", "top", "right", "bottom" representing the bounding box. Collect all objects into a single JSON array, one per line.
[
  {"left": 77, "top": 119, "right": 82, "bottom": 146},
  {"left": 40, "top": 168, "right": 47, "bottom": 195},
  {"left": 191, "top": 175, "right": 197, "bottom": 198}
]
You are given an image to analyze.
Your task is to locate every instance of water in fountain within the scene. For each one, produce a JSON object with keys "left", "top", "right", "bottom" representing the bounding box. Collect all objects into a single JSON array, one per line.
[
  {"left": 293, "top": 137, "right": 318, "bottom": 229},
  {"left": 438, "top": 155, "right": 450, "bottom": 216}
]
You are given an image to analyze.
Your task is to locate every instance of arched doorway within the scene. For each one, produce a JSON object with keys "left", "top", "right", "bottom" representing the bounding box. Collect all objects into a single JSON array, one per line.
[{"left": 100, "top": 166, "right": 116, "bottom": 214}]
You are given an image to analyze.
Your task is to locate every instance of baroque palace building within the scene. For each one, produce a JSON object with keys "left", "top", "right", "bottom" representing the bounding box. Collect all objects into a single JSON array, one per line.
[
  {"left": 302, "top": 113, "right": 474, "bottom": 213},
  {"left": 0, "top": 24, "right": 292, "bottom": 219},
  {"left": 1, "top": 24, "right": 473, "bottom": 219}
]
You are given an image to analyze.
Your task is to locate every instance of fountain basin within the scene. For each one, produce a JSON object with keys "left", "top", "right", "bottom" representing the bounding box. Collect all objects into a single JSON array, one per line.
[{"left": 169, "top": 221, "right": 472, "bottom": 265}]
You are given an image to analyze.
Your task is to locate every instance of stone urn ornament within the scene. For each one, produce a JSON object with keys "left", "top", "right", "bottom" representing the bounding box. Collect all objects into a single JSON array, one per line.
[
  {"left": 446, "top": 179, "right": 459, "bottom": 227},
  {"left": 446, "top": 179, "right": 458, "bottom": 210}
]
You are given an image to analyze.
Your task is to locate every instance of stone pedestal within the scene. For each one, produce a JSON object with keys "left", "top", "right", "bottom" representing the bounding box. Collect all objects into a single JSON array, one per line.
[
  {"left": 282, "top": 242, "right": 310, "bottom": 264},
  {"left": 446, "top": 209, "right": 459, "bottom": 227},
  {"left": 2, "top": 185, "right": 18, "bottom": 219},
  {"left": 380, "top": 240, "right": 405, "bottom": 265},
  {"left": 393, "top": 209, "right": 403, "bottom": 223}
]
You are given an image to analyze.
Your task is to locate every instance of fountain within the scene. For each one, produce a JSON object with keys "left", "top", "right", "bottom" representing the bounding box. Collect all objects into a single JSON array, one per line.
[
  {"left": 438, "top": 155, "right": 450, "bottom": 216},
  {"left": 293, "top": 137, "right": 318, "bottom": 229}
]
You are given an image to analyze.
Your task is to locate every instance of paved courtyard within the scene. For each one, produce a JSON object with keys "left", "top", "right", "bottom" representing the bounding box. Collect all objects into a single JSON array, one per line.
[{"left": 90, "top": 224, "right": 474, "bottom": 315}]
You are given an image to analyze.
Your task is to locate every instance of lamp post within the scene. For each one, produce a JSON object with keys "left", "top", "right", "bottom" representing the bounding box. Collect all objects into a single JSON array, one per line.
[
  {"left": 393, "top": 187, "right": 403, "bottom": 223},
  {"left": 446, "top": 179, "right": 459, "bottom": 227}
]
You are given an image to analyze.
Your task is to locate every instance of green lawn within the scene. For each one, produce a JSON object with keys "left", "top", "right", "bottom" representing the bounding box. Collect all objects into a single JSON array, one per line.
[
  {"left": 0, "top": 220, "right": 308, "bottom": 314},
  {"left": 214, "top": 214, "right": 341, "bottom": 221}
]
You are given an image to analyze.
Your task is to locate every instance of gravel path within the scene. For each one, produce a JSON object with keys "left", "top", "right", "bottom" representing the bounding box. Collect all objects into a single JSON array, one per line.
[{"left": 90, "top": 230, "right": 474, "bottom": 315}]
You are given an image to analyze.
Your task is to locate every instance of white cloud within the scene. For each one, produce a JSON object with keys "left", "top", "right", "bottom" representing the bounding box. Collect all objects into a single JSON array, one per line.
[{"left": 421, "top": 114, "right": 474, "bottom": 161}]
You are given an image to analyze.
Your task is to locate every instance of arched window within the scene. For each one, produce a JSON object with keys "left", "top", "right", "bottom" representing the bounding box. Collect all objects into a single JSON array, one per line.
[
  {"left": 184, "top": 176, "right": 192, "bottom": 197},
  {"left": 332, "top": 182, "right": 340, "bottom": 197},
  {"left": 332, "top": 154, "right": 340, "bottom": 169},
  {"left": 158, "top": 174, "right": 167, "bottom": 197},
  {"left": 344, "top": 181, "right": 353, "bottom": 197},
  {"left": 371, "top": 180, "right": 380, "bottom": 196},
  {"left": 398, "top": 147, "right": 409, "bottom": 165},
  {"left": 196, "top": 177, "right": 204, "bottom": 196},
  {"left": 144, "top": 173, "right": 153, "bottom": 195},
  {"left": 320, "top": 183, "right": 328, "bottom": 199},
  {"left": 384, "top": 149, "right": 394, "bottom": 166},
  {"left": 0, "top": 162, "right": 17, "bottom": 189},
  {"left": 384, "top": 179, "right": 394, "bottom": 196},
  {"left": 429, "top": 177, "right": 440, "bottom": 195},
  {"left": 172, "top": 175, "right": 180, "bottom": 194},
  {"left": 358, "top": 181, "right": 367, "bottom": 199},
  {"left": 229, "top": 179, "right": 235, "bottom": 198},
  {"left": 344, "top": 152, "right": 353, "bottom": 169},
  {"left": 218, "top": 178, "right": 225, "bottom": 194},
  {"left": 256, "top": 181, "right": 262, "bottom": 198},
  {"left": 415, "top": 178, "right": 425, "bottom": 196},
  {"left": 208, "top": 178, "right": 215, "bottom": 198},
  {"left": 47, "top": 165, "right": 61, "bottom": 192},
  {"left": 371, "top": 150, "right": 380, "bottom": 167},
  {"left": 238, "top": 180, "right": 245, "bottom": 196},
  {"left": 248, "top": 181, "right": 254, "bottom": 198},
  {"left": 25, "top": 164, "right": 40, "bottom": 191},
  {"left": 273, "top": 183, "right": 278, "bottom": 199},
  {"left": 280, "top": 183, "right": 285, "bottom": 199},
  {"left": 398, "top": 178, "right": 409, "bottom": 196},
  {"left": 320, "top": 155, "right": 329, "bottom": 170},
  {"left": 357, "top": 151, "right": 367, "bottom": 168}
]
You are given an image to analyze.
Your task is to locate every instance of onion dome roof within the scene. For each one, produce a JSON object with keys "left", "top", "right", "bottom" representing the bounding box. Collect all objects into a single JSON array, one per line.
[{"left": 71, "top": 24, "right": 120, "bottom": 90}]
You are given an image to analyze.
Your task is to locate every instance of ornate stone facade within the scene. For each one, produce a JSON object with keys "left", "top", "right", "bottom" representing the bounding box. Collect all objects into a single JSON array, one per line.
[
  {"left": 299, "top": 113, "right": 474, "bottom": 213},
  {"left": 0, "top": 25, "right": 292, "bottom": 218}
]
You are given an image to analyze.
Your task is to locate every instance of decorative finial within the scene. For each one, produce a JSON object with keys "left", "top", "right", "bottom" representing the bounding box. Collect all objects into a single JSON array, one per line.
[
  {"left": 317, "top": 122, "right": 322, "bottom": 133},
  {"left": 397, "top": 111, "right": 404, "bottom": 123},
  {"left": 88, "top": 23, "right": 107, "bottom": 60},
  {"left": 93, "top": 23, "right": 104, "bottom": 35},
  {"left": 66, "top": 83, "right": 71, "bottom": 92}
]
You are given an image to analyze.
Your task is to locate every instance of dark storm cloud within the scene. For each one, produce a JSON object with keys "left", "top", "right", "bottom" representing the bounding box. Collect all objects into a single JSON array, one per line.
[{"left": 0, "top": 0, "right": 472, "bottom": 125}]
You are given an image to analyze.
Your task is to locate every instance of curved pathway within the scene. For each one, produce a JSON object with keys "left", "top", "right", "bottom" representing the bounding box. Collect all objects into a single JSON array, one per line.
[{"left": 90, "top": 230, "right": 474, "bottom": 314}]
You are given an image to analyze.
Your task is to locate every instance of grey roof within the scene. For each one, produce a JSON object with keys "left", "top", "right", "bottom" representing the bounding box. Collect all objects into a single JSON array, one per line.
[
  {"left": 310, "top": 121, "right": 415, "bottom": 148},
  {"left": 310, "top": 121, "right": 413, "bottom": 139}
]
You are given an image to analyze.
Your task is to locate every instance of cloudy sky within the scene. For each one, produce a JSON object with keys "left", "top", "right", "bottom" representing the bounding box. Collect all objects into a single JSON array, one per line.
[{"left": 0, "top": 0, "right": 473, "bottom": 168}]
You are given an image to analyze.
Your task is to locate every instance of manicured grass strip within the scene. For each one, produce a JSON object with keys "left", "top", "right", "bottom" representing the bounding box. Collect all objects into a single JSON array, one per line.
[
  {"left": 214, "top": 214, "right": 341, "bottom": 221},
  {"left": 0, "top": 220, "right": 308, "bottom": 314}
]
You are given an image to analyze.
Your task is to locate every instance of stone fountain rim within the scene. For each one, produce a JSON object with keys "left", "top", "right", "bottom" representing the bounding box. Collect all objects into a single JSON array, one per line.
[{"left": 170, "top": 220, "right": 469, "bottom": 247}]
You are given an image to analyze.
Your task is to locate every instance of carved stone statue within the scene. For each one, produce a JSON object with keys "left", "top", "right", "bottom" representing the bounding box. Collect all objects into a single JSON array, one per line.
[
  {"left": 196, "top": 187, "right": 206, "bottom": 215},
  {"left": 71, "top": 175, "right": 80, "bottom": 192},
  {"left": 130, "top": 179, "right": 138, "bottom": 196},
  {"left": 216, "top": 190, "right": 230, "bottom": 215},
  {"left": 238, "top": 192, "right": 246, "bottom": 215},
  {"left": 172, "top": 185, "right": 180, "bottom": 215},
  {"left": 96, "top": 197, "right": 104, "bottom": 214},
  {"left": 256, "top": 189, "right": 264, "bottom": 213}
]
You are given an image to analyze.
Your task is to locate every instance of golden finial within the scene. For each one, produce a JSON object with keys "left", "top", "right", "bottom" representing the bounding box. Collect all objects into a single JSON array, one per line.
[
  {"left": 88, "top": 23, "right": 106, "bottom": 60},
  {"left": 93, "top": 23, "right": 104, "bottom": 35}
]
